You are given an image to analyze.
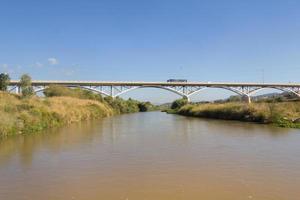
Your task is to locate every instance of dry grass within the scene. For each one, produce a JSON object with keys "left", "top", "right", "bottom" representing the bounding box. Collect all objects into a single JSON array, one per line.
[
  {"left": 0, "top": 92, "right": 114, "bottom": 137},
  {"left": 178, "top": 102, "right": 300, "bottom": 127}
]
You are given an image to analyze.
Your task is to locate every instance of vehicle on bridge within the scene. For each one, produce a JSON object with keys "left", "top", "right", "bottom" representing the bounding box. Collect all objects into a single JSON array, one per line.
[{"left": 167, "top": 79, "right": 187, "bottom": 82}]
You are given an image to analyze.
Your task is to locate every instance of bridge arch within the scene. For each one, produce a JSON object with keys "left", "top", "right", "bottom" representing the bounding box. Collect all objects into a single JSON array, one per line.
[
  {"left": 248, "top": 87, "right": 300, "bottom": 98},
  {"left": 28, "top": 84, "right": 300, "bottom": 103},
  {"left": 113, "top": 85, "right": 187, "bottom": 98},
  {"left": 187, "top": 86, "right": 247, "bottom": 98}
]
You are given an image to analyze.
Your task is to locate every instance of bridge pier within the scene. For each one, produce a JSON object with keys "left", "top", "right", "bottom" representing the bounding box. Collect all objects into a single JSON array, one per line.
[
  {"left": 185, "top": 96, "right": 190, "bottom": 103},
  {"left": 15, "top": 86, "right": 20, "bottom": 94},
  {"left": 110, "top": 86, "right": 114, "bottom": 97},
  {"left": 242, "top": 95, "right": 251, "bottom": 104}
]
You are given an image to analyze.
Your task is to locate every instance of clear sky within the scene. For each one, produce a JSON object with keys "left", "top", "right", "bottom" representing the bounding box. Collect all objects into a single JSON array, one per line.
[{"left": 1, "top": 0, "right": 300, "bottom": 102}]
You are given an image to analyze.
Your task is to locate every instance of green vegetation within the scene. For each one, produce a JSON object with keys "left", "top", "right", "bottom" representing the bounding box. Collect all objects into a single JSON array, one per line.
[
  {"left": 20, "top": 74, "right": 34, "bottom": 97},
  {"left": 171, "top": 98, "right": 188, "bottom": 110},
  {"left": 0, "top": 92, "right": 114, "bottom": 137},
  {"left": 138, "top": 101, "right": 157, "bottom": 112},
  {"left": 174, "top": 101, "right": 300, "bottom": 128},
  {"left": 214, "top": 92, "right": 298, "bottom": 104},
  {"left": 44, "top": 85, "right": 104, "bottom": 102},
  {"left": 44, "top": 85, "right": 157, "bottom": 114},
  {"left": 0, "top": 84, "right": 157, "bottom": 137},
  {"left": 103, "top": 96, "right": 139, "bottom": 114},
  {"left": 161, "top": 98, "right": 188, "bottom": 114},
  {"left": 103, "top": 97, "right": 158, "bottom": 113},
  {"left": 0, "top": 73, "right": 10, "bottom": 91}
]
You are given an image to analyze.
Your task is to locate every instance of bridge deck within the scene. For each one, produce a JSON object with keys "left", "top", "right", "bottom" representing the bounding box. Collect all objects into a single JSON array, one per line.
[{"left": 8, "top": 80, "right": 300, "bottom": 87}]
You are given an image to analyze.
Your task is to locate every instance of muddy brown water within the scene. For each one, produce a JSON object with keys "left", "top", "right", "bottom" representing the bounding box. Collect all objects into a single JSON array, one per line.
[{"left": 0, "top": 112, "right": 300, "bottom": 200}]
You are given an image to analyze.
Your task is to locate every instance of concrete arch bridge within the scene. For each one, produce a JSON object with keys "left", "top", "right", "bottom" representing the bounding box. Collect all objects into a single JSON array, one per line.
[{"left": 8, "top": 80, "right": 300, "bottom": 103}]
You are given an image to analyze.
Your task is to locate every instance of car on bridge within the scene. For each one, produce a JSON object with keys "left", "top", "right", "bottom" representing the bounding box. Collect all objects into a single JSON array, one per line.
[{"left": 167, "top": 79, "right": 187, "bottom": 82}]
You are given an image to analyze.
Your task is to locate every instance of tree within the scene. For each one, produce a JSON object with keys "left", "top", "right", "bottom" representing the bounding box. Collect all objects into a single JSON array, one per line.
[
  {"left": 0, "top": 73, "right": 10, "bottom": 91},
  {"left": 138, "top": 102, "right": 153, "bottom": 112},
  {"left": 171, "top": 98, "right": 188, "bottom": 110},
  {"left": 20, "top": 74, "right": 34, "bottom": 97},
  {"left": 227, "top": 95, "right": 242, "bottom": 102}
]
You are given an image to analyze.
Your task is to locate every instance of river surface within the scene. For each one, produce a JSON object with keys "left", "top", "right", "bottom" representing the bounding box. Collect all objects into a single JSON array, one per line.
[{"left": 0, "top": 112, "right": 300, "bottom": 200}]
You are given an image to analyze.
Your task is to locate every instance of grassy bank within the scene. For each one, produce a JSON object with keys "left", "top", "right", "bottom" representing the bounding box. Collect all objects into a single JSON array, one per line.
[
  {"left": 0, "top": 92, "right": 114, "bottom": 137},
  {"left": 43, "top": 85, "right": 158, "bottom": 114},
  {"left": 0, "top": 85, "right": 157, "bottom": 137},
  {"left": 175, "top": 102, "right": 300, "bottom": 128}
]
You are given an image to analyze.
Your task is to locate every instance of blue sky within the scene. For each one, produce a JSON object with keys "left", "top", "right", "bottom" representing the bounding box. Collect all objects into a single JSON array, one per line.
[{"left": 1, "top": 0, "right": 300, "bottom": 102}]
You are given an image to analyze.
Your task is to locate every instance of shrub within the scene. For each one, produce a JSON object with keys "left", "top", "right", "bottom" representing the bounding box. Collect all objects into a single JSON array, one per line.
[
  {"left": 20, "top": 74, "right": 34, "bottom": 97},
  {"left": 138, "top": 102, "right": 154, "bottom": 112},
  {"left": 171, "top": 98, "right": 188, "bottom": 110},
  {"left": 0, "top": 73, "right": 10, "bottom": 91},
  {"left": 44, "top": 85, "right": 103, "bottom": 102}
]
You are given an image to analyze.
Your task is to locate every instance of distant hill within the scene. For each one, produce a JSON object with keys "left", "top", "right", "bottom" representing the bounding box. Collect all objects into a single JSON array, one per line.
[
  {"left": 159, "top": 91, "right": 298, "bottom": 106},
  {"left": 223, "top": 91, "right": 298, "bottom": 103},
  {"left": 252, "top": 91, "right": 297, "bottom": 101},
  {"left": 199, "top": 91, "right": 297, "bottom": 104},
  {"left": 158, "top": 102, "right": 172, "bottom": 109}
]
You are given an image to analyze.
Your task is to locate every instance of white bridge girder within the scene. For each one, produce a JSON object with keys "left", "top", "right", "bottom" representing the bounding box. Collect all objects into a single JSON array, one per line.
[{"left": 7, "top": 81, "right": 300, "bottom": 103}]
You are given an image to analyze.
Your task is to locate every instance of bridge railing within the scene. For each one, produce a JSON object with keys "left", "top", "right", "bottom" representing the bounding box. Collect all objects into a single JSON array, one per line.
[{"left": 8, "top": 81, "right": 300, "bottom": 103}]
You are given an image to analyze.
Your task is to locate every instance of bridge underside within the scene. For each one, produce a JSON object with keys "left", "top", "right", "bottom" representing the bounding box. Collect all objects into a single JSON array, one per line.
[{"left": 8, "top": 83, "right": 300, "bottom": 103}]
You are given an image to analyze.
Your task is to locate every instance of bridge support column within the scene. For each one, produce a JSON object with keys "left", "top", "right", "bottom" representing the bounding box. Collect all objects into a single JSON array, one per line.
[
  {"left": 242, "top": 95, "right": 251, "bottom": 104},
  {"left": 110, "top": 86, "right": 114, "bottom": 97},
  {"left": 15, "top": 86, "right": 20, "bottom": 94},
  {"left": 184, "top": 96, "right": 190, "bottom": 103},
  {"left": 186, "top": 97, "right": 190, "bottom": 103}
]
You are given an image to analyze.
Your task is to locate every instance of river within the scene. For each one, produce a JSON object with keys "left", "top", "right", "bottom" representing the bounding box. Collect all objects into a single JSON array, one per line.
[{"left": 0, "top": 112, "right": 300, "bottom": 200}]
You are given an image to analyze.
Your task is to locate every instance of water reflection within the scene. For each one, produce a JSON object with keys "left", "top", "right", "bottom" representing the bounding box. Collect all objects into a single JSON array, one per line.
[
  {"left": 0, "top": 119, "right": 105, "bottom": 166},
  {"left": 0, "top": 112, "right": 296, "bottom": 167},
  {"left": 0, "top": 112, "right": 299, "bottom": 200}
]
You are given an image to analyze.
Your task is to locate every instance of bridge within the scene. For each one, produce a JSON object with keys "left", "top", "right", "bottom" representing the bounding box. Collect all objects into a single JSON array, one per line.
[{"left": 8, "top": 80, "right": 300, "bottom": 103}]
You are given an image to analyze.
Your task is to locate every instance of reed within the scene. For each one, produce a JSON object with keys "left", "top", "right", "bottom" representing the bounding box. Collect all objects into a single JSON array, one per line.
[{"left": 177, "top": 102, "right": 300, "bottom": 128}]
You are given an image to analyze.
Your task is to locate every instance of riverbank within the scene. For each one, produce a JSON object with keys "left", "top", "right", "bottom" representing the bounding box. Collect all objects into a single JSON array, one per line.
[
  {"left": 172, "top": 102, "right": 300, "bottom": 128},
  {"left": 0, "top": 92, "right": 115, "bottom": 137},
  {"left": 0, "top": 90, "right": 156, "bottom": 137}
]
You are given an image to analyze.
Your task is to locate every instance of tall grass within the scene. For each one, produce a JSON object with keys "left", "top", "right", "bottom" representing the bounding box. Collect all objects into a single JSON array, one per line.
[
  {"left": 0, "top": 85, "right": 158, "bottom": 137},
  {"left": 177, "top": 102, "right": 300, "bottom": 128},
  {"left": 44, "top": 85, "right": 158, "bottom": 114},
  {"left": 0, "top": 92, "right": 114, "bottom": 137}
]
